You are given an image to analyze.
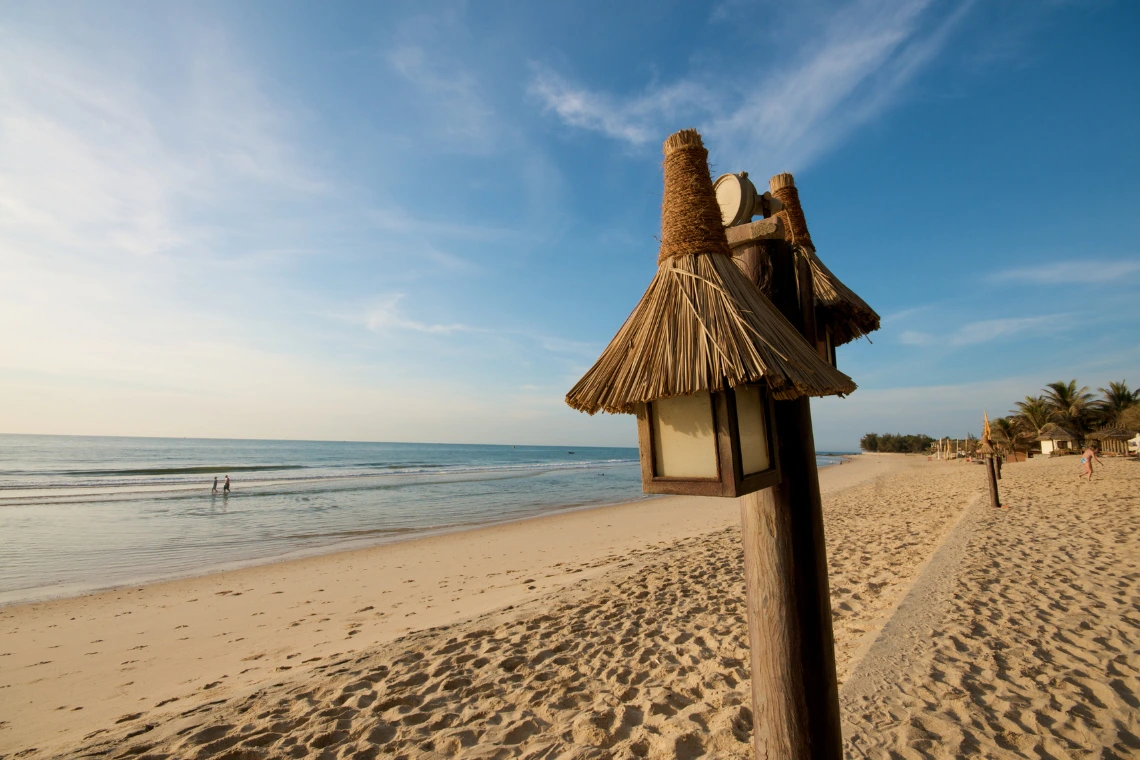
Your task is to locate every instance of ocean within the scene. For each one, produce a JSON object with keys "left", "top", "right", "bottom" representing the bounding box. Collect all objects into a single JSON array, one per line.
[{"left": 0, "top": 434, "right": 849, "bottom": 605}]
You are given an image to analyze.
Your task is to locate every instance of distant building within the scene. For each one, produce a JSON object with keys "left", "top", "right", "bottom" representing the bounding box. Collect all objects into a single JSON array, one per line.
[
  {"left": 1037, "top": 426, "right": 1076, "bottom": 455},
  {"left": 1087, "top": 427, "right": 1134, "bottom": 456}
]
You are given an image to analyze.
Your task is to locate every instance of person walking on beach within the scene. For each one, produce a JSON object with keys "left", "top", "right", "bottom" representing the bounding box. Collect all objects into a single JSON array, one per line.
[
  {"left": 223, "top": 475, "right": 231, "bottom": 495},
  {"left": 211, "top": 477, "right": 218, "bottom": 495},
  {"left": 1079, "top": 445, "right": 1103, "bottom": 482}
]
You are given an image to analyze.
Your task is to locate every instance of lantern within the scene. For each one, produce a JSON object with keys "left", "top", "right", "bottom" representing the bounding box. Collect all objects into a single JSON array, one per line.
[
  {"left": 636, "top": 383, "right": 781, "bottom": 497},
  {"left": 565, "top": 129, "right": 856, "bottom": 499}
]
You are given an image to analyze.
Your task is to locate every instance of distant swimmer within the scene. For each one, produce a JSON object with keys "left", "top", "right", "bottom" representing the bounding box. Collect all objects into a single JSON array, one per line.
[
  {"left": 211, "top": 477, "right": 218, "bottom": 495},
  {"left": 223, "top": 475, "right": 231, "bottom": 494}
]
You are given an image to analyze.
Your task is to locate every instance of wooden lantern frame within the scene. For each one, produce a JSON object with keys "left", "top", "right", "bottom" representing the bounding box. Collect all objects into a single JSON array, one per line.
[{"left": 635, "top": 383, "right": 782, "bottom": 497}]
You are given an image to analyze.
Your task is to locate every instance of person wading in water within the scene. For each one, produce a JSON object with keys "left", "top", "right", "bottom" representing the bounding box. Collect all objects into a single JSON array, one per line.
[{"left": 223, "top": 475, "right": 231, "bottom": 494}]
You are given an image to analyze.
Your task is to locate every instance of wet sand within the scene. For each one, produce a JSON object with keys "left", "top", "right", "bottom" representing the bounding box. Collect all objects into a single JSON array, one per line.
[{"left": 2, "top": 454, "right": 1136, "bottom": 758}]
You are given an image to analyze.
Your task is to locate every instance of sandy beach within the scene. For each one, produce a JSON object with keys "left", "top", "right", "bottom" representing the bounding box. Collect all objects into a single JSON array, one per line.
[{"left": 2, "top": 454, "right": 1137, "bottom": 758}]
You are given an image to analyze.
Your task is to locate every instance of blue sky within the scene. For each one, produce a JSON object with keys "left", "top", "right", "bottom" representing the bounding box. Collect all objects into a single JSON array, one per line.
[{"left": 1, "top": 0, "right": 1137, "bottom": 450}]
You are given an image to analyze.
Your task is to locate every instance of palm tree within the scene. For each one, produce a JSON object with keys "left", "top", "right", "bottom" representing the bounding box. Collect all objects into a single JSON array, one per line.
[
  {"left": 1012, "top": 395, "right": 1051, "bottom": 438},
  {"left": 1095, "top": 381, "right": 1139, "bottom": 426},
  {"left": 1043, "top": 380, "right": 1096, "bottom": 435},
  {"left": 992, "top": 417, "right": 1030, "bottom": 453}
]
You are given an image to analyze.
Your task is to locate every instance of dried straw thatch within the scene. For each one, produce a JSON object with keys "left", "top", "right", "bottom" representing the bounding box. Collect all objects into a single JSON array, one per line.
[
  {"left": 977, "top": 411, "right": 996, "bottom": 454},
  {"left": 1086, "top": 427, "right": 1133, "bottom": 441},
  {"left": 566, "top": 129, "right": 856, "bottom": 416},
  {"left": 1037, "top": 425, "right": 1076, "bottom": 441},
  {"left": 769, "top": 174, "right": 881, "bottom": 346},
  {"left": 798, "top": 245, "right": 880, "bottom": 346}
]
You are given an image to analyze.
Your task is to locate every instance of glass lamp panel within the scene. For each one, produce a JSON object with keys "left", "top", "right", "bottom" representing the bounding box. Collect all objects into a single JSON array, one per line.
[
  {"left": 651, "top": 392, "right": 718, "bottom": 478},
  {"left": 735, "top": 385, "right": 770, "bottom": 475}
]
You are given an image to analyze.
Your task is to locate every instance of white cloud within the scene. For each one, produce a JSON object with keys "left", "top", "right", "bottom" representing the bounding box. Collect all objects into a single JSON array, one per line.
[
  {"left": 529, "top": 68, "right": 718, "bottom": 145},
  {"left": 535, "top": 335, "right": 599, "bottom": 357},
  {"left": 893, "top": 315, "right": 1057, "bottom": 348},
  {"left": 0, "top": 26, "right": 328, "bottom": 265},
  {"left": 883, "top": 305, "right": 934, "bottom": 323},
  {"left": 383, "top": 9, "right": 499, "bottom": 155},
  {"left": 949, "top": 316, "right": 1054, "bottom": 346},
  {"left": 364, "top": 294, "right": 483, "bottom": 335},
  {"left": 530, "top": 0, "right": 974, "bottom": 172},
  {"left": 899, "top": 330, "right": 934, "bottom": 345},
  {"left": 992, "top": 260, "right": 1140, "bottom": 284}
]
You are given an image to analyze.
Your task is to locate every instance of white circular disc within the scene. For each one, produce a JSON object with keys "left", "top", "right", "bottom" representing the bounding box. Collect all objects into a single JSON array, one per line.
[{"left": 714, "top": 174, "right": 744, "bottom": 227}]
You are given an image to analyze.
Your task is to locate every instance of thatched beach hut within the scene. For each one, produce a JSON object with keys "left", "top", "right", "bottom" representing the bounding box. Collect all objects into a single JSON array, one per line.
[
  {"left": 1037, "top": 425, "right": 1077, "bottom": 455},
  {"left": 566, "top": 129, "right": 855, "bottom": 416},
  {"left": 1086, "top": 427, "right": 1134, "bottom": 456}
]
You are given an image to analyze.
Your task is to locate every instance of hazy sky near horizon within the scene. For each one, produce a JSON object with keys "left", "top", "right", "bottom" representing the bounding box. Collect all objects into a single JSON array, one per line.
[{"left": 2, "top": 0, "right": 1138, "bottom": 450}]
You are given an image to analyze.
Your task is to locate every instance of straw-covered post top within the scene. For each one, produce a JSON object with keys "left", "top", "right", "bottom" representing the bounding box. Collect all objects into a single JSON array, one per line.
[
  {"left": 565, "top": 128, "right": 856, "bottom": 416},
  {"left": 978, "top": 411, "right": 996, "bottom": 454},
  {"left": 658, "top": 129, "right": 732, "bottom": 263},
  {"left": 769, "top": 172, "right": 813, "bottom": 250},
  {"left": 764, "top": 171, "right": 880, "bottom": 346}
]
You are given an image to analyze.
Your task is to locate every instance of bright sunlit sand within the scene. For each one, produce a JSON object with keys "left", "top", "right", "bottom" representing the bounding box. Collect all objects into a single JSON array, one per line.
[{"left": 3, "top": 455, "right": 1136, "bottom": 758}]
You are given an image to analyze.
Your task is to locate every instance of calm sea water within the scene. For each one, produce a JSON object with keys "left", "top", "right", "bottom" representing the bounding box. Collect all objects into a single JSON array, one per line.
[{"left": 0, "top": 435, "right": 848, "bottom": 605}]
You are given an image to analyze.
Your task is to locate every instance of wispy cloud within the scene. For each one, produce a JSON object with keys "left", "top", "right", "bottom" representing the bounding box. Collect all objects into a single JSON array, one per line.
[
  {"left": 899, "top": 330, "right": 934, "bottom": 345},
  {"left": 530, "top": 0, "right": 974, "bottom": 172},
  {"left": 387, "top": 43, "right": 496, "bottom": 151},
  {"left": 884, "top": 305, "right": 935, "bottom": 324},
  {"left": 359, "top": 295, "right": 607, "bottom": 359},
  {"left": 992, "top": 259, "right": 1140, "bottom": 284},
  {"left": 529, "top": 68, "right": 719, "bottom": 145},
  {"left": 949, "top": 316, "right": 1054, "bottom": 346},
  {"left": 898, "top": 315, "right": 1057, "bottom": 347},
  {"left": 0, "top": 27, "right": 326, "bottom": 262},
  {"left": 364, "top": 294, "right": 483, "bottom": 335}
]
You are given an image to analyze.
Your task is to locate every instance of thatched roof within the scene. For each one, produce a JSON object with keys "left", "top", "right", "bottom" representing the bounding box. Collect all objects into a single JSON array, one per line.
[
  {"left": 566, "top": 130, "right": 856, "bottom": 416},
  {"left": 767, "top": 174, "right": 881, "bottom": 347},
  {"left": 798, "top": 246, "right": 881, "bottom": 346},
  {"left": 1086, "top": 427, "right": 1133, "bottom": 441},
  {"left": 977, "top": 412, "right": 996, "bottom": 454},
  {"left": 1037, "top": 425, "right": 1076, "bottom": 441}
]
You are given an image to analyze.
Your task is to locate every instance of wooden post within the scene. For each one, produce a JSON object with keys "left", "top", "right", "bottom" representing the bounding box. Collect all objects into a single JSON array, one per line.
[
  {"left": 986, "top": 455, "right": 1001, "bottom": 508},
  {"left": 734, "top": 237, "right": 842, "bottom": 759},
  {"left": 740, "top": 487, "right": 810, "bottom": 758}
]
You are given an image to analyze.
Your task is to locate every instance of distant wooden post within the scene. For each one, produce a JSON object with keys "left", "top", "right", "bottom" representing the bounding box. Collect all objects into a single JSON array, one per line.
[{"left": 986, "top": 456, "right": 1001, "bottom": 507}]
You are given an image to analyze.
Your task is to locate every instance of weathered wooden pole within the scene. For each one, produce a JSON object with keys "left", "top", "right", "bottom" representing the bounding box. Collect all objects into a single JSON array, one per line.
[
  {"left": 728, "top": 211, "right": 842, "bottom": 759},
  {"left": 739, "top": 487, "right": 810, "bottom": 758},
  {"left": 986, "top": 456, "right": 1001, "bottom": 507},
  {"left": 768, "top": 175, "right": 845, "bottom": 760},
  {"left": 767, "top": 239, "right": 844, "bottom": 760},
  {"left": 732, "top": 222, "right": 813, "bottom": 758}
]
